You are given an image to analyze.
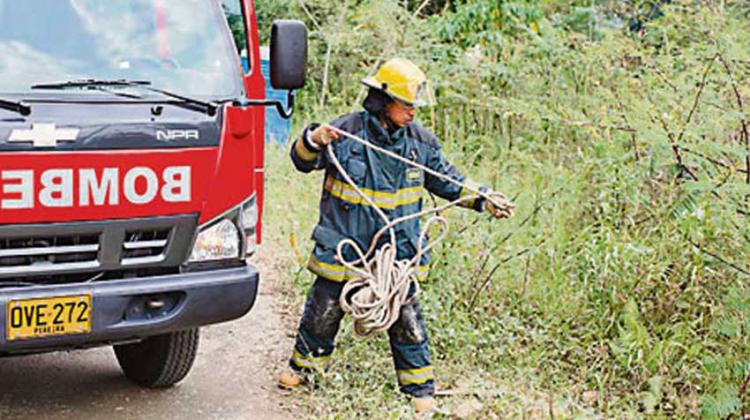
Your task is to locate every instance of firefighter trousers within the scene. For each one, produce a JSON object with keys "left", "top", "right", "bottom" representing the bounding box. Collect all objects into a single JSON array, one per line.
[{"left": 289, "top": 277, "right": 435, "bottom": 398}]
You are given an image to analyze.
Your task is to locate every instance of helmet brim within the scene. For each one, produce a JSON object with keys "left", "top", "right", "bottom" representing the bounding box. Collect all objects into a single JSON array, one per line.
[
  {"left": 361, "top": 78, "right": 427, "bottom": 107},
  {"left": 361, "top": 77, "right": 383, "bottom": 91}
]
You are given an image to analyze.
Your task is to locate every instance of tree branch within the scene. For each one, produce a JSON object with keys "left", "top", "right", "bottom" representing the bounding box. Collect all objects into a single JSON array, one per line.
[
  {"left": 610, "top": 82, "right": 641, "bottom": 161},
  {"left": 648, "top": 64, "right": 679, "bottom": 93},
  {"left": 646, "top": 55, "right": 717, "bottom": 183},
  {"left": 676, "top": 55, "right": 718, "bottom": 145},
  {"left": 467, "top": 247, "right": 534, "bottom": 311},
  {"left": 689, "top": 239, "right": 750, "bottom": 277},
  {"left": 318, "top": 0, "right": 351, "bottom": 109},
  {"left": 491, "top": 189, "right": 561, "bottom": 253},
  {"left": 682, "top": 147, "right": 748, "bottom": 175},
  {"left": 651, "top": 112, "right": 699, "bottom": 181},
  {"left": 740, "top": 369, "right": 750, "bottom": 419},
  {"left": 295, "top": 1, "right": 322, "bottom": 32},
  {"left": 717, "top": 53, "right": 750, "bottom": 185}
]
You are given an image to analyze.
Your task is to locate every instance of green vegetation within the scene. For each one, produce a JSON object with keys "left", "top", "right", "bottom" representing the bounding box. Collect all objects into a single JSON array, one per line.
[{"left": 257, "top": 1, "right": 750, "bottom": 417}]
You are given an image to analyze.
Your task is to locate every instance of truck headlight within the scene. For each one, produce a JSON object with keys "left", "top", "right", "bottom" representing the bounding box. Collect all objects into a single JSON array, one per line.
[
  {"left": 240, "top": 195, "right": 259, "bottom": 257},
  {"left": 188, "top": 219, "right": 240, "bottom": 262},
  {"left": 187, "top": 193, "right": 258, "bottom": 264}
]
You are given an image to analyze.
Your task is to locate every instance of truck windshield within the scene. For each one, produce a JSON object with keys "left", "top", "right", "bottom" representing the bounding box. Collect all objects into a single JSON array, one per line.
[{"left": 0, "top": 0, "right": 243, "bottom": 99}]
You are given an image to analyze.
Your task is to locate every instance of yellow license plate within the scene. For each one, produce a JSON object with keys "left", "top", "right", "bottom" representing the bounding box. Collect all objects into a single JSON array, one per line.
[{"left": 6, "top": 295, "right": 92, "bottom": 341}]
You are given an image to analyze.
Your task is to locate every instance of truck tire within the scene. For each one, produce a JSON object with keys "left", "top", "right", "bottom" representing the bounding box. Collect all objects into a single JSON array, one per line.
[{"left": 114, "top": 328, "right": 199, "bottom": 388}]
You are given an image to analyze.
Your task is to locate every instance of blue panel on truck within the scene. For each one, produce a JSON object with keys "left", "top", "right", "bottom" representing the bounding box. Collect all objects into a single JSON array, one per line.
[{"left": 243, "top": 55, "right": 292, "bottom": 145}]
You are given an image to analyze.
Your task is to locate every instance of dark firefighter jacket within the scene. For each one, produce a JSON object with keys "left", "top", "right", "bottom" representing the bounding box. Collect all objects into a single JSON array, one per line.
[{"left": 290, "top": 111, "right": 487, "bottom": 282}]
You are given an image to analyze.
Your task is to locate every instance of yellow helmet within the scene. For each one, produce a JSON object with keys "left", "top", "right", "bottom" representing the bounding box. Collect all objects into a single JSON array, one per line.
[{"left": 362, "top": 58, "right": 429, "bottom": 107}]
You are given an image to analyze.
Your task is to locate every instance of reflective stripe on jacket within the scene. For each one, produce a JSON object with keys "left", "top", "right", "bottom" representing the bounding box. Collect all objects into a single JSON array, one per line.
[{"left": 290, "top": 111, "right": 487, "bottom": 282}]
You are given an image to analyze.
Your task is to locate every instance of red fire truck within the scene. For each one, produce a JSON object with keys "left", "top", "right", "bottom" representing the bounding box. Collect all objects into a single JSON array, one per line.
[{"left": 0, "top": 0, "right": 306, "bottom": 387}]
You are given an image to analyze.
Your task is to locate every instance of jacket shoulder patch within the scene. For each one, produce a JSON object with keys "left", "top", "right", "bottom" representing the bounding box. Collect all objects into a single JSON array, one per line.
[{"left": 406, "top": 168, "right": 423, "bottom": 183}]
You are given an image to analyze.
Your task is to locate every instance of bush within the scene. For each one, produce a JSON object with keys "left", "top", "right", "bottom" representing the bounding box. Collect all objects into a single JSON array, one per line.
[{"left": 263, "top": 0, "right": 750, "bottom": 417}]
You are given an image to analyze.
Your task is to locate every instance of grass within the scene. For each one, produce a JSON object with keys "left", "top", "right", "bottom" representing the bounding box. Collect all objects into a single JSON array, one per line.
[
  {"left": 256, "top": 2, "right": 750, "bottom": 417},
  {"left": 263, "top": 144, "right": 620, "bottom": 418}
]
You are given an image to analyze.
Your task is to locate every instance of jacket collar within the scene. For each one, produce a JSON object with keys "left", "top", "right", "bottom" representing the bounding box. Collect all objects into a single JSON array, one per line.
[{"left": 364, "top": 112, "right": 407, "bottom": 146}]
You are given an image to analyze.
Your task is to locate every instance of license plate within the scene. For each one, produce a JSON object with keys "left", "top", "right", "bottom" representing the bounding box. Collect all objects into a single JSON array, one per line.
[{"left": 6, "top": 295, "right": 92, "bottom": 341}]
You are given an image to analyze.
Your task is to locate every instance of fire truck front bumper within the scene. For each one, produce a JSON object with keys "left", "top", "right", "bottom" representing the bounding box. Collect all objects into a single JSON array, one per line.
[{"left": 0, "top": 265, "right": 258, "bottom": 355}]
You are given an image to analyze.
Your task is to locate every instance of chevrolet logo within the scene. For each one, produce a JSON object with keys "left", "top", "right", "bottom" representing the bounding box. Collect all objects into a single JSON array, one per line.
[{"left": 8, "top": 123, "right": 80, "bottom": 148}]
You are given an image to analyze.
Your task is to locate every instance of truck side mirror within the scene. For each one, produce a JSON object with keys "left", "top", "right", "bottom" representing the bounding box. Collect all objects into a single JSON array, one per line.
[{"left": 269, "top": 20, "right": 307, "bottom": 90}]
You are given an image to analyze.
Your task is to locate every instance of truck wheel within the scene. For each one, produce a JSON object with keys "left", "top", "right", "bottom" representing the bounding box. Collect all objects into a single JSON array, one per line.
[{"left": 114, "top": 328, "right": 199, "bottom": 388}]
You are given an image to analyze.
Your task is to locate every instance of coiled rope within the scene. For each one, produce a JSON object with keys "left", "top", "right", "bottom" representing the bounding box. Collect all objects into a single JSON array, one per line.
[{"left": 322, "top": 124, "right": 510, "bottom": 337}]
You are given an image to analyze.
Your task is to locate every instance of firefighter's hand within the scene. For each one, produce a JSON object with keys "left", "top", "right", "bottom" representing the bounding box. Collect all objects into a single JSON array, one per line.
[
  {"left": 484, "top": 193, "right": 515, "bottom": 219},
  {"left": 310, "top": 125, "right": 341, "bottom": 148}
]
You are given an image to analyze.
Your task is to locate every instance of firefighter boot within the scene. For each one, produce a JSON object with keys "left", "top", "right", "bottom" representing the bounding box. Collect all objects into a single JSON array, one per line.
[
  {"left": 413, "top": 397, "right": 436, "bottom": 414},
  {"left": 278, "top": 368, "right": 303, "bottom": 390}
]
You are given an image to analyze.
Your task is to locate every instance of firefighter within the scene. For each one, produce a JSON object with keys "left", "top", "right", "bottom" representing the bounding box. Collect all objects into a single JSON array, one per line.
[{"left": 280, "top": 58, "right": 514, "bottom": 413}]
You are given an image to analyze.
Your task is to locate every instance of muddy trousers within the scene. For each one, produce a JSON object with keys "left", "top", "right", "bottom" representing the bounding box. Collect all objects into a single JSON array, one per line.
[{"left": 289, "top": 277, "right": 435, "bottom": 398}]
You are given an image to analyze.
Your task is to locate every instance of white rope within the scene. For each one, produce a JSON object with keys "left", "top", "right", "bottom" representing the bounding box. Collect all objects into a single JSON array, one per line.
[
  {"left": 326, "top": 125, "right": 509, "bottom": 206},
  {"left": 322, "top": 124, "right": 510, "bottom": 337}
]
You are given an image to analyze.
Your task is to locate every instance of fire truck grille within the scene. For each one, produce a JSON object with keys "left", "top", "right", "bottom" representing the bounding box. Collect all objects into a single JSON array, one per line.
[
  {"left": 0, "top": 215, "right": 197, "bottom": 282},
  {"left": 122, "top": 229, "right": 171, "bottom": 264},
  {"left": 0, "top": 235, "right": 100, "bottom": 274}
]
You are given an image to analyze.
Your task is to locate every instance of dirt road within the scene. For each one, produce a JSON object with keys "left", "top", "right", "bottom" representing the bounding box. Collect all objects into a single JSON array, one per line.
[{"left": 0, "top": 249, "right": 302, "bottom": 420}]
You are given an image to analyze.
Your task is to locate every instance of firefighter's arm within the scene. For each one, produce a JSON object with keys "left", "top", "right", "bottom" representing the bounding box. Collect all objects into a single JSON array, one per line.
[
  {"left": 423, "top": 146, "right": 488, "bottom": 212},
  {"left": 290, "top": 124, "right": 339, "bottom": 173}
]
